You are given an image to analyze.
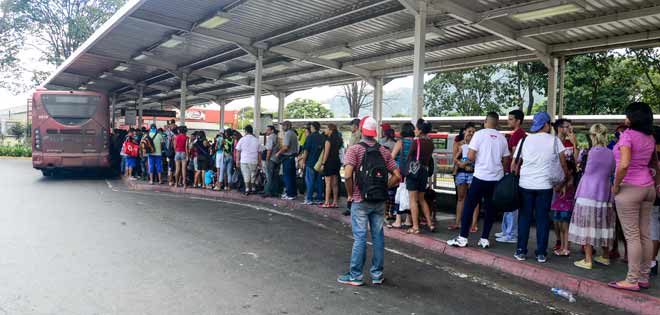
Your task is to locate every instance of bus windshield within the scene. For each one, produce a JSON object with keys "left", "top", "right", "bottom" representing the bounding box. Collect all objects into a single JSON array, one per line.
[{"left": 41, "top": 94, "right": 100, "bottom": 125}]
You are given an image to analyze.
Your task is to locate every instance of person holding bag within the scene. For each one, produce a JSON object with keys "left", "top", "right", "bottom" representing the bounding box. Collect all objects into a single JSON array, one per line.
[
  {"left": 511, "top": 112, "right": 571, "bottom": 263},
  {"left": 388, "top": 123, "right": 415, "bottom": 229},
  {"left": 405, "top": 119, "right": 436, "bottom": 234}
]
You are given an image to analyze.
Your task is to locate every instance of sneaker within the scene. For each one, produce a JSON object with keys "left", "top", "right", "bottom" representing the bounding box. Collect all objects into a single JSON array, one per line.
[
  {"left": 536, "top": 254, "right": 547, "bottom": 263},
  {"left": 302, "top": 200, "right": 314, "bottom": 205},
  {"left": 372, "top": 275, "right": 385, "bottom": 285},
  {"left": 594, "top": 256, "right": 611, "bottom": 266},
  {"left": 447, "top": 236, "right": 468, "bottom": 248},
  {"left": 337, "top": 273, "right": 364, "bottom": 286},
  {"left": 477, "top": 238, "right": 490, "bottom": 249},
  {"left": 496, "top": 236, "right": 517, "bottom": 244},
  {"left": 495, "top": 232, "right": 505, "bottom": 238},
  {"left": 281, "top": 196, "right": 295, "bottom": 200},
  {"left": 574, "top": 259, "right": 593, "bottom": 270},
  {"left": 513, "top": 253, "right": 526, "bottom": 261}
]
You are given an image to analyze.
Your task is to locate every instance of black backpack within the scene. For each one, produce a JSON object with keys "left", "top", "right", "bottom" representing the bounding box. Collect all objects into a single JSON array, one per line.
[{"left": 356, "top": 142, "right": 389, "bottom": 202}]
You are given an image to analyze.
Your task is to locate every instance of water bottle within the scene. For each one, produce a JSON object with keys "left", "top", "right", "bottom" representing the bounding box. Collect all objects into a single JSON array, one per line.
[{"left": 551, "top": 288, "right": 576, "bottom": 303}]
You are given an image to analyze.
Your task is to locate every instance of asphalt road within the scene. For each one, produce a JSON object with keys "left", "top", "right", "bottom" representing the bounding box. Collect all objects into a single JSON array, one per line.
[{"left": 0, "top": 159, "right": 627, "bottom": 315}]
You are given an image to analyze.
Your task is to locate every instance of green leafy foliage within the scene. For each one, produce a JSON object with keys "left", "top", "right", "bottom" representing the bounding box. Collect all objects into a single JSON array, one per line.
[
  {"left": 9, "top": 121, "right": 25, "bottom": 138},
  {"left": 284, "top": 98, "right": 334, "bottom": 119},
  {"left": 424, "top": 65, "right": 519, "bottom": 116},
  {"left": 0, "top": 145, "right": 31, "bottom": 157}
]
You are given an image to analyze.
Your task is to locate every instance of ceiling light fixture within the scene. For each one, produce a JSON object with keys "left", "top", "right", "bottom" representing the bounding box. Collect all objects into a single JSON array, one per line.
[
  {"left": 319, "top": 47, "right": 353, "bottom": 60},
  {"left": 265, "top": 61, "right": 292, "bottom": 72},
  {"left": 198, "top": 11, "right": 232, "bottom": 29},
  {"left": 221, "top": 73, "right": 248, "bottom": 81},
  {"left": 100, "top": 72, "right": 112, "bottom": 79},
  {"left": 395, "top": 31, "right": 444, "bottom": 45},
  {"left": 511, "top": 4, "right": 582, "bottom": 22},
  {"left": 133, "top": 51, "right": 154, "bottom": 61},
  {"left": 160, "top": 35, "right": 186, "bottom": 48},
  {"left": 114, "top": 63, "right": 130, "bottom": 71}
]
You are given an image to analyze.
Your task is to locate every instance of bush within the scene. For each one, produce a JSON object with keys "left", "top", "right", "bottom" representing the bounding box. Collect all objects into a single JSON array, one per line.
[{"left": 0, "top": 145, "right": 32, "bottom": 157}]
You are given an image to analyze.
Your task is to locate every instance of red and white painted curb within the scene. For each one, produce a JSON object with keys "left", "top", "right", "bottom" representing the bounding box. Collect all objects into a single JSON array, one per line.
[{"left": 123, "top": 178, "right": 660, "bottom": 315}]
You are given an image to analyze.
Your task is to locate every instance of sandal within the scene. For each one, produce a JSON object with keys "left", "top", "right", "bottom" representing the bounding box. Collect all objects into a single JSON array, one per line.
[
  {"left": 470, "top": 226, "right": 478, "bottom": 233},
  {"left": 330, "top": 203, "right": 338, "bottom": 208},
  {"left": 428, "top": 225, "right": 437, "bottom": 233},
  {"left": 387, "top": 223, "right": 402, "bottom": 229},
  {"left": 447, "top": 224, "right": 459, "bottom": 230},
  {"left": 608, "top": 281, "right": 640, "bottom": 292},
  {"left": 405, "top": 227, "right": 420, "bottom": 235},
  {"left": 554, "top": 249, "right": 570, "bottom": 257},
  {"left": 320, "top": 203, "right": 331, "bottom": 208}
]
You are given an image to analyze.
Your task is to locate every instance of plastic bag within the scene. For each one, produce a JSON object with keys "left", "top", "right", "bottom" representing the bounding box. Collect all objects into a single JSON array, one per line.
[{"left": 395, "top": 182, "right": 409, "bottom": 211}]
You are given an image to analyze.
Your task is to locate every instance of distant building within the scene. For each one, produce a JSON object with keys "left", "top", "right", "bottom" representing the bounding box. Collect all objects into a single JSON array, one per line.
[{"left": 0, "top": 106, "right": 28, "bottom": 137}]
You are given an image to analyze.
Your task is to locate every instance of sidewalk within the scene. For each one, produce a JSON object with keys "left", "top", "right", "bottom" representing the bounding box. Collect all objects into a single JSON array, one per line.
[{"left": 122, "top": 179, "right": 660, "bottom": 315}]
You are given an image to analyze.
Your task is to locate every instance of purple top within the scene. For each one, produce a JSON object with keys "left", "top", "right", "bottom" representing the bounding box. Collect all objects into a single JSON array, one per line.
[
  {"left": 614, "top": 129, "right": 655, "bottom": 187},
  {"left": 575, "top": 147, "right": 615, "bottom": 202}
]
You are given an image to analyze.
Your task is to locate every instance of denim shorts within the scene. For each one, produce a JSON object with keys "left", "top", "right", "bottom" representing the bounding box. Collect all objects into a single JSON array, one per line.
[
  {"left": 405, "top": 168, "right": 429, "bottom": 192},
  {"left": 174, "top": 152, "right": 186, "bottom": 161},
  {"left": 455, "top": 172, "right": 473, "bottom": 185},
  {"left": 552, "top": 210, "right": 572, "bottom": 222}
]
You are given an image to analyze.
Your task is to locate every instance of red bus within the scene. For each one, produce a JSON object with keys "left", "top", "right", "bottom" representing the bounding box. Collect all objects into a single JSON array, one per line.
[{"left": 31, "top": 89, "right": 110, "bottom": 176}]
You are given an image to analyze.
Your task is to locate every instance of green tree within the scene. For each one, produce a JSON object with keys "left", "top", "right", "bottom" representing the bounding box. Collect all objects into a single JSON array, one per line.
[
  {"left": 424, "top": 65, "right": 518, "bottom": 116},
  {"left": 629, "top": 48, "right": 660, "bottom": 111},
  {"left": 0, "top": 0, "right": 27, "bottom": 93},
  {"left": 506, "top": 61, "right": 548, "bottom": 115},
  {"left": 284, "top": 98, "right": 334, "bottom": 119},
  {"left": 6, "top": 0, "right": 127, "bottom": 66},
  {"left": 564, "top": 53, "right": 641, "bottom": 115},
  {"left": 9, "top": 122, "right": 25, "bottom": 139}
]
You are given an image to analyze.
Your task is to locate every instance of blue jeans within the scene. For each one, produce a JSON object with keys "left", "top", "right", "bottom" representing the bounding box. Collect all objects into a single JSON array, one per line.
[
  {"left": 282, "top": 156, "right": 297, "bottom": 197},
  {"left": 500, "top": 210, "right": 519, "bottom": 238},
  {"left": 460, "top": 177, "right": 498, "bottom": 239},
  {"left": 516, "top": 188, "right": 553, "bottom": 256},
  {"left": 349, "top": 201, "right": 385, "bottom": 280},
  {"left": 305, "top": 166, "right": 323, "bottom": 202},
  {"left": 140, "top": 156, "right": 149, "bottom": 177},
  {"left": 221, "top": 155, "right": 234, "bottom": 185}
]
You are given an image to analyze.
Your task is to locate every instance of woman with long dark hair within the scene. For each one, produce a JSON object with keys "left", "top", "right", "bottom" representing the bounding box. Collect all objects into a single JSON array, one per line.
[
  {"left": 609, "top": 102, "right": 660, "bottom": 291},
  {"left": 450, "top": 122, "right": 479, "bottom": 232},
  {"left": 388, "top": 122, "right": 415, "bottom": 229},
  {"left": 320, "top": 123, "right": 343, "bottom": 208}
]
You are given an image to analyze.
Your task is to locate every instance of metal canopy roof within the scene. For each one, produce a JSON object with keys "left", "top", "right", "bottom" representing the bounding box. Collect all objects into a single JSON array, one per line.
[{"left": 43, "top": 0, "right": 660, "bottom": 110}]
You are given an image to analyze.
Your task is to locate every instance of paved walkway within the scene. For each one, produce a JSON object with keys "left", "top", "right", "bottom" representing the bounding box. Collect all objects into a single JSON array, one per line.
[{"left": 124, "top": 179, "right": 660, "bottom": 314}]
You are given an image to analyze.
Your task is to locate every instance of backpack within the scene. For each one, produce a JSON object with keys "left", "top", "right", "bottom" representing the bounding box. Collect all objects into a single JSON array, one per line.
[
  {"left": 356, "top": 142, "right": 389, "bottom": 202},
  {"left": 124, "top": 141, "right": 139, "bottom": 158}
]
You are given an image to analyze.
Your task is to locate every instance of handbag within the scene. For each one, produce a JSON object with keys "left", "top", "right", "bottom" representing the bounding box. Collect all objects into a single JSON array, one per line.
[
  {"left": 492, "top": 137, "right": 526, "bottom": 213},
  {"left": 406, "top": 138, "right": 423, "bottom": 178},
  {"left": 314, "top": 149, "right": 325, "bottom": 172},
  {"left": 549, "top": 137, "right": 566, "bottom": 186}
]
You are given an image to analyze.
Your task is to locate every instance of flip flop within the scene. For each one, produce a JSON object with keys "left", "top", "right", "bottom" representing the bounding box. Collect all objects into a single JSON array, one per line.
[
  {"left": 387, "top": 223, "right": 402, "bottom": 229},
  {"left": 608, "top": 281, "right": 640, "bottom": 292}
]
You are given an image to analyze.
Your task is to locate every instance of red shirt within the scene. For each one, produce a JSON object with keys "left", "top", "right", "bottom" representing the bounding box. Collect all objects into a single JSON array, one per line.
[
  {"left": 344, "top": 140, "right": 398, "bottom": 203},
  {"left": 175, "top": 134, "right": 188, "bottom": 153},
  {"left": 506, "top": 128, "right": 526, "bottom": 172}
]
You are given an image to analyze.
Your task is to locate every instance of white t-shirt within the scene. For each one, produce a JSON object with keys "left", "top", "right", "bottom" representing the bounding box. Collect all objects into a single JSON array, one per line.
[
  {"left": 469, "top": 128, "right": 510, "bottom": 181},
  {"left": 235, "top": 134, "right": 260, "bottom": 164},
  {"left": 514, "top": 132, "right": 566, "bottom": 190}
]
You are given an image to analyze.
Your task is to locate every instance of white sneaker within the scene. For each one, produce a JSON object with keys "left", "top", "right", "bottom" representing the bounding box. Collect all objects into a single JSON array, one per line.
[
  {"left": 477, "top": 238, "right": 490, "bottom": 249},
  {"left": 496, "top": 236, "right": 518, "bottom": 244},
  {"left": 447, "top": 236, "right": 468, "bottom": 248},
  {"left": 495, "top": 232, "right": 505, "bottom": 238}
]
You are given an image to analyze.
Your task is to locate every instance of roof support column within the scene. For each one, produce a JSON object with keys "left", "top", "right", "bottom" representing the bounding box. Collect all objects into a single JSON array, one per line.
[
  {"left": 179, "top": 71, "right": 188, "bottom": 126},
  {"left": 558, "top": 56, "right": 566, "bottom": 119},
  {"left": 137, "top": 85, "right": 144, "bottom": 128},
  {"left": 253, "top": 48, "right": 264, "bottom": 134},
  {"left": 277, "top": 91, "right": 286, "bottom": 124},
  {"left": 371, "top": 77, "right": 384, "bottom": 138},
  {"left": 546, "top": 57, "right": 558, "bottom": 123},
  {"left": 110, "top": 95, "right": 116, "bottom": 129},
  {"left": 218, "top": 99, "right": 226, "bottom": 131},
  {"left": 411, "top": 0, "right": 427, "bottom": 121}
]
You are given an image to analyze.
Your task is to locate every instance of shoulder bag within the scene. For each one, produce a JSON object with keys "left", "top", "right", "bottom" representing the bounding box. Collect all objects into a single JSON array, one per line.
[
  {"left": 492, "top": 137, "right": 526, "bottom": 213},
  {"left": 549, "top": 137, "right": 566, "bottom": 186}
]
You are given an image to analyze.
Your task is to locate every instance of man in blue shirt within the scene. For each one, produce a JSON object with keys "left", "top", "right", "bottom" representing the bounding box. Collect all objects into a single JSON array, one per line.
[{"left": 301, "top": 122, "right": 325, "bottom": 204}]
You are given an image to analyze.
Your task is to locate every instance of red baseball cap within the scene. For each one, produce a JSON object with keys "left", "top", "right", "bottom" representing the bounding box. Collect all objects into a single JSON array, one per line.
[{"left": 360, "top": 116, "right": 378, "bottom": 137}]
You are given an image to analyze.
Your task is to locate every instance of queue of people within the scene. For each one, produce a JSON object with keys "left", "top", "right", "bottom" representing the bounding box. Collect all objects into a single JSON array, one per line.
[{"left": 114, "top": 105, "right": 660, "bottom": 291}]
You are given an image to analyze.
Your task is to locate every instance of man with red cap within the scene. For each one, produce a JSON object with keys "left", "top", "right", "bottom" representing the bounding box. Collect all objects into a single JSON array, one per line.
[{"left": 338, "top": 116, "right": 401, "bottom": 286}]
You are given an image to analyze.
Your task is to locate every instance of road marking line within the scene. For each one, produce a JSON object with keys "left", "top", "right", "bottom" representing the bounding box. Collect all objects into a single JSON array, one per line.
[{"left": 110, "top": 187, "right": 581, "bottom": 314}]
